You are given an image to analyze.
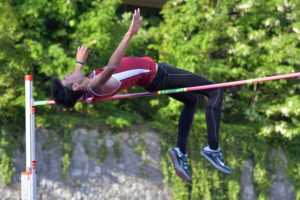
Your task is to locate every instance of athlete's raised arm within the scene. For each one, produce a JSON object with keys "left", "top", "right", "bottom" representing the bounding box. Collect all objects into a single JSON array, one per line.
[{"left": 89, "top": 8, "right": 142, "bottom": 88}]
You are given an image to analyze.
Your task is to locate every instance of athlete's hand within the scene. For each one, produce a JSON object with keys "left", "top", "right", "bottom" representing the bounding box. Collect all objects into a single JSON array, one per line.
[
  {"left": 75, "top": 45, "right": 90, "bottom": 71},
  {"left": 76, "top": 45, "right": 90, "bottom": 64},
  {"left": 128, "top": 8, "right": 142, "bottom": 36}
]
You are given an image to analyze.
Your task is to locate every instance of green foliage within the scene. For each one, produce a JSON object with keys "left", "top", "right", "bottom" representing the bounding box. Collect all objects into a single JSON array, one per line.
[
  {"left": 132, "top": 133, "right": 149, "bottom": 175},
  {"left": 0, "top": 0, "right": 157, "bottom": 184},
  {"left": 0, "top": 122, "right": 22, "bottom": 184},
  {"left": 151, "top": 0, "right": 300, "bottom": 199},
  {"left": 0, "top": 130, "right": 15, "bottom": 184},
  {"left": 0, "top": 0, "right": 299, "bottom": 199},
  {"left": 98, "top": 140, "right": 108, "bottom": 163},
  {"left": 0, "top": 153, "right": 15, "bottom": 185},
  {"left": 97, "top": 129, "right": 108, "bottom": 163},
  {"left": 113, "top": 135, "right": 121, "bottom": 160},
  {"left": 59, "top": 129, "right": 73, "bottom": 181}
]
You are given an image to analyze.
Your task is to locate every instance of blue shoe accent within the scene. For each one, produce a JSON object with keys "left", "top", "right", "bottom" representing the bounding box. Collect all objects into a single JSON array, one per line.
[
  {"left": 168, "top": 147, "right": 191, "bottom": 182},
  {"left": 200, "top": 145, "right": 232, "bottom": 175}
]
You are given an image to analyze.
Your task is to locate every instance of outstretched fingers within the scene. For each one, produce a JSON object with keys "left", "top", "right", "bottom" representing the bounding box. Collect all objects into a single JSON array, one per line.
[
  {"left": 133, "top": 8, "right": 140, "bottom": 21},
  {"left": 128, "top": 8, "right": 142, "bottom": 36},
  {"left": 76, "top": 45, "right": 90, "bottom": 64}
]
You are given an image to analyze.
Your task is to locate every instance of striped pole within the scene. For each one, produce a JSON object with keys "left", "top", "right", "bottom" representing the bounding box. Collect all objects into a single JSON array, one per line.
[
  {"left": 21, "top": 75, "right": 37, "bottom": 200},
  {"left": 33, "top": 72, "right": 300, "bottom": 105}
]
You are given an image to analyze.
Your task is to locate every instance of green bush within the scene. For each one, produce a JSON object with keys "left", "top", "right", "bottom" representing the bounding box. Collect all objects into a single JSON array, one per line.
[{"left": 0, "top": 1, "right": 299, "bottom": 199}]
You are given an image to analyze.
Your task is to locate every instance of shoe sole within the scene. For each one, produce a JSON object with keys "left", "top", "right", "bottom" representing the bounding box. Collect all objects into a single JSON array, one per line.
[
  {"left": 168, "top": 150, "right": 191, "bottom": 182},
  {"left": 200, "top": 150, "right": 232, "bottom": 175}
]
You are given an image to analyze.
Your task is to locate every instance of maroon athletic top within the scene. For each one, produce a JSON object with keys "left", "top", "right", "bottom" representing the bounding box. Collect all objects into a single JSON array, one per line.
[{"left": 83, "top": 56, "right": 157, "bottom": 102}]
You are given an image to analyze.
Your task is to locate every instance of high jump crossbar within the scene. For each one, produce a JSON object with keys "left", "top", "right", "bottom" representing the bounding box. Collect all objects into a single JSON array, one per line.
[
  {"left": 21, "top": 72, "right": 300, "bottom": 200},
  {"left": 34, "top": 72, "right": 300, "bottom": 106}
]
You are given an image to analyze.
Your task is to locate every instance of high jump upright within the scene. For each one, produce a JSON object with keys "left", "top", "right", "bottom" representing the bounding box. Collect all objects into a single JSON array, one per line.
[{"left": 21, "top": 75, "right": 37, "bottom": 200}]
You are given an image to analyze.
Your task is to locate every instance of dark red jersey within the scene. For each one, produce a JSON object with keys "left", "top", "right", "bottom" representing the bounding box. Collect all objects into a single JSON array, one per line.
[{"left": 83, "top": 56, "right": 157, "bottom": 102}]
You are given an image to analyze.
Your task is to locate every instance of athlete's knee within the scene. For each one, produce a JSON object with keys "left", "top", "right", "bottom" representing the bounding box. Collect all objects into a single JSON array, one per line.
[
  {"left": 206, "top": 88, "right": 224, "bottom": 110},
  {"left": 218, "top": 88, "right": 224, "bottom": 99},
  {"left": 209, "top": 88, "right": 224, "bottom": 99}
]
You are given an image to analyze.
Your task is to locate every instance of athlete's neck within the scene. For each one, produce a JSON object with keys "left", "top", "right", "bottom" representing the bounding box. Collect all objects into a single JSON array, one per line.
[{"left": 77, "top": 77, "right": 90, "bottom": 92}]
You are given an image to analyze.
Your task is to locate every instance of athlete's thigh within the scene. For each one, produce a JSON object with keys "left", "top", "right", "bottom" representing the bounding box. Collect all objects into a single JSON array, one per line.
[
  {"left": 159, "top": 63, "right": 217, "bottom": 96},
  {"left": 159, "top": 62, "right": 194, "bottom": 75},
  {"left": 168, "top": 92, "right": 198, "bottom": 107},
  {"left": 160, "top": 63, "right": 214, "bottom": 87},
  {"left": 170, "top": 73, "right": 214, "bottom": 97}
]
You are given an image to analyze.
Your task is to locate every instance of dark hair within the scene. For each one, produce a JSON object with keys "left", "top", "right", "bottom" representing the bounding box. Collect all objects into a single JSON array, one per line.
[{"left": 51, "top": 78, "right": 84, "bottom": 109}]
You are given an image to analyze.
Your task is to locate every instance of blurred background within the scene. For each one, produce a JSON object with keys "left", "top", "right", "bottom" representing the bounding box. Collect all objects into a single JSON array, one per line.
[{"left": 0, "top": 0, "right": 299, "bottom": 199}]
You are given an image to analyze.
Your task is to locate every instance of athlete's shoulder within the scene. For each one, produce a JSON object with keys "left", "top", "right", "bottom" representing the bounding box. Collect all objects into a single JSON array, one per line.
[{"left": 88, "top": 68, "right": 104, "bottom": 78}]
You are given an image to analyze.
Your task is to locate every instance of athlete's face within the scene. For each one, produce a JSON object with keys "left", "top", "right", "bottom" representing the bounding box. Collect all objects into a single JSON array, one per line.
[{"left": 61, "top": 71, "right": 84, "bottom": 89}]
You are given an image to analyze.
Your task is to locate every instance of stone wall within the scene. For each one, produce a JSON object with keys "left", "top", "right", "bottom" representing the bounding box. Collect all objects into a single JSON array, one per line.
[
  {"left": 1, "top": 127, "right": 171, "bottom": 200},
  {"left": 239, "top": 148, "right": 295, "bottom": 200},
  {"left": 0, "top": 127, "right": 296, "bottom": 200}
]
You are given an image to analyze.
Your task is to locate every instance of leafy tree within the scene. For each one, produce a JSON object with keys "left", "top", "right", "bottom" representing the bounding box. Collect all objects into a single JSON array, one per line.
[
  {"left": 152, "top": 0, "right": 300, "bottom": 199},
  {"left": 0, "top": 0, "right": 158, "bottom": 184},
  {"left": 1, "top": 0, "right": 299, "bottom": 199}
]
